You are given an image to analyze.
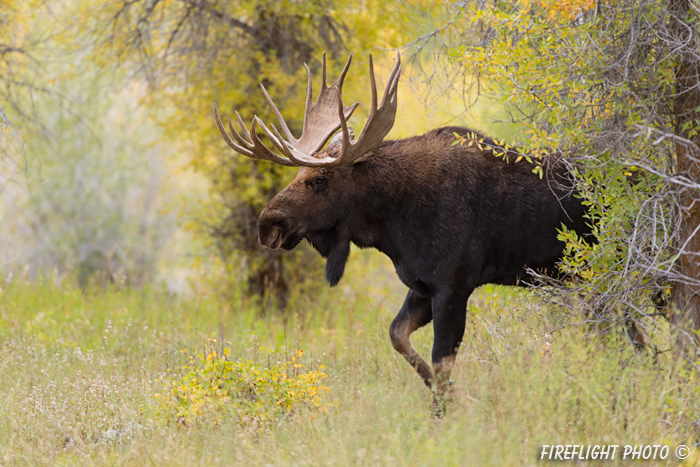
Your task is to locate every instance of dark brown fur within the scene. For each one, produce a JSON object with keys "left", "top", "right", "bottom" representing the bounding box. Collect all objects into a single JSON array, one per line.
[{"left": 258, "top": 126, "right": 591, "bottom": 408}]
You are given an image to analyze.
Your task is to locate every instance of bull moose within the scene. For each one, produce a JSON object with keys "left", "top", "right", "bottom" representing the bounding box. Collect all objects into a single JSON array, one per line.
[{"left": 213, "top": 53, "right": 591, "bottom": 410}]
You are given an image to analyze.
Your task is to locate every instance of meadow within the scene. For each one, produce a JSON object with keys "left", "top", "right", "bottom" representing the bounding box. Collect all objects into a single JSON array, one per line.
[
  {"left": 1, "top": 253, "right": 698, "bottom": 466},
  {"left": 3, "top": 1, "right": 700, "bottom": 465}
]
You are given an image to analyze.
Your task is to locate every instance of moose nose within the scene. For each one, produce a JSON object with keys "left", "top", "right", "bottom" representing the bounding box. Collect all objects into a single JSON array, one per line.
[
  {"left": 258, "top": 209, "right": 287, "bottom": 250},
  {"left": 259, "top": 226, "right": 282, "bottom": 249}
]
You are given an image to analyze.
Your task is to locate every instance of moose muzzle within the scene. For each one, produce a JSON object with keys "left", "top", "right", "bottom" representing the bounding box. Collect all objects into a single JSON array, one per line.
[{"left": 258, "top": 209, "right": 303, "bottom": 251}]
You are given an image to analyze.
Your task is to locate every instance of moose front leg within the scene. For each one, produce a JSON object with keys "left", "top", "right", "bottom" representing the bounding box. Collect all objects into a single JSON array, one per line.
[
  {"left": 431, "top": 290, "right": 470, "bottom": 415},
  {"left": 390, "top": 289, "right": 434, "bottom": 387}
]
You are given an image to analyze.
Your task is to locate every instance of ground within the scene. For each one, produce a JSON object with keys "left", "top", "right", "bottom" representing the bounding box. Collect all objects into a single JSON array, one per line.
[{"left": 0, "top": 255, "right": 698, "bottom": 466}]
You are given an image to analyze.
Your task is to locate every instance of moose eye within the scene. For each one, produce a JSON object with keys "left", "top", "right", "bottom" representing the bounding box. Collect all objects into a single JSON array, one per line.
[{"left": 311, "top": 176, "right": 328, "bottom": 193}]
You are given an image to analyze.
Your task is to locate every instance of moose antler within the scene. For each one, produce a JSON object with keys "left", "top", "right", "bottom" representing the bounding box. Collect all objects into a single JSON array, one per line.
[{"left": 213, "top": 52, "right": 401, "bottom": 168}]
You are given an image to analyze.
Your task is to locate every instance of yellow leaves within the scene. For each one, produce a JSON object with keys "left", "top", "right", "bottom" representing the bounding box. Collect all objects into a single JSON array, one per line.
[
  {"left": 533, "top": 0, "right": 597, "bottom": 22},
  {"left": 155, "top": 344, "right": 332, "bottom": 429}
]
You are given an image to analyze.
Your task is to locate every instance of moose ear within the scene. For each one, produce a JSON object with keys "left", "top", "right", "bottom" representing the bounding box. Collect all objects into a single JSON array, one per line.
[{"left": 328, "top": 127, "right": 355, "bottom": 147}]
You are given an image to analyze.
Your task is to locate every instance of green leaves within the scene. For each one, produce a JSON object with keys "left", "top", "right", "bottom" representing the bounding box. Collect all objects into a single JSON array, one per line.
[{"left": 448, "top": 0, "right": 687, "bottom": 342}]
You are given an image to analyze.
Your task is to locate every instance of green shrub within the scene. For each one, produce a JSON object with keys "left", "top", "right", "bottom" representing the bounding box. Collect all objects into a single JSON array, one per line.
[{"left": 154, "top": 343, "right": 332, "bottom": 429}]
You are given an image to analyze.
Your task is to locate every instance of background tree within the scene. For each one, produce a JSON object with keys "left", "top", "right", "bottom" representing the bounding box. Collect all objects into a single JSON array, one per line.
[
  {"left": 0, "top": 72, "right": 176, "bottom": 288},
  {"left": 668, "top": 0, "right": 700, "bottom": 353},
  {"left": 92, "top": 0, "right": 406, "bottom": 305},
  {"left": 0, "top": 0, "right": 53, "bottom": 191},
  {"left": 416, "top": 0, "right": 700, "bottom": 355},
  {"left": 0, "top": 0, "right": 177, "bottom": 288}
]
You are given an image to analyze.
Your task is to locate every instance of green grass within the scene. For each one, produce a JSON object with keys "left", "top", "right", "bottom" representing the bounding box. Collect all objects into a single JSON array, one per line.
[{"left": 1, "top": 269, "right": 699, "bottom": 466}]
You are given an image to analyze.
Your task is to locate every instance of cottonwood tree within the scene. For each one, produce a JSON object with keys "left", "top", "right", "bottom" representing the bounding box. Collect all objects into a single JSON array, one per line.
[
  {"left": 413, "top": 0, "right": 700, "bottom": 356},
  {"left": 93, "top": 0, "right": 405, "bottom": 304}
]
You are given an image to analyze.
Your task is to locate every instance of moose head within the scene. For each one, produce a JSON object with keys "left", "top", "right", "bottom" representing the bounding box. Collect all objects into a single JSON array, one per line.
[{"left": 214, "top": 53, "right": 401, "bottom": 286}]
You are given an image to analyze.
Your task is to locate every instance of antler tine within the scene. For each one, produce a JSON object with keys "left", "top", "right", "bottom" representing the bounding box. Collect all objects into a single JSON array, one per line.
[
  {"left": 335, "top": 53, "right": 353, "bottom": 91},
  {"left": 338, "top": 86, "right": 353, "bottom": 156},
  {"left": 253, "top": 116, "right": 297, "bottom": 160},
  {"left": 369, "top": 54, "right": 378, "bottom": 114},
  {"left": 213, "top": 100, "right": 296, "bottom": 166},
  {"left": 382, "top": 51, "right": 402, "bottom": 107},
  {"left": 234, "top": 111, "right": 251, "bottom": 141},
  {"left": 303, "top": 62, "right": 313, "bottom": 117},
  {"left": 213, "top": 100, "right": 253, "bottom": 156},
  {"left": 260, "top": 83, "right": 295, "bottom": 143},
  {"left": 252, "top": 117, "right": 282, "bottom": 149},
  {"left": 247, "top": 118, "right": 297, "bottom": 166},
  {"left": 226, "top": 113, "right": 253, "bottom": 150}
]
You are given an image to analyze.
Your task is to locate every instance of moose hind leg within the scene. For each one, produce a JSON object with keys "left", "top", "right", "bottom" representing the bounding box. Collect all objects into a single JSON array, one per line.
[{"left": 390, "top": 290, "right": 434, "bottom": 387}]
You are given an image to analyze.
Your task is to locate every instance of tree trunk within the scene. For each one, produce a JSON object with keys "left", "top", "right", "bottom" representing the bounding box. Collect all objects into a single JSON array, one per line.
[{"left": 669, "top": 0, "right": 700, "bottom": 355}]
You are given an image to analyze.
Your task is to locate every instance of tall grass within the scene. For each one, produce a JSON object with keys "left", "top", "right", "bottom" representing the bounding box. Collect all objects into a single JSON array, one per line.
[{"left": 0, "top": 264, "right": 698, "bottom": 465}]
